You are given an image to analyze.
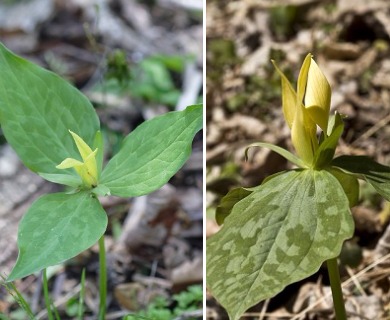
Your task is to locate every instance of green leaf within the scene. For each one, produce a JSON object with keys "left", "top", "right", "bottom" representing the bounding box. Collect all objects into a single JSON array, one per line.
[
  {"left": 206, "top": 170, "right": 354, "bottom": 320},
  {"left": 245, "top": 142, "right": 306, "bottom": 168},
  {"left": 7, "top": 192, "right": 107, "bottom": 281},
  {"left": 100, "top": 104, "right": 202, "bottom": 197},
  {"left": 327, "top": 167, "right": 359, "bottom": 207},
  {"left": 332, "top": 155, "right": 390, "bottom": 201},
  {"left": 0, "top": 43, "right": 99, "bottom": 176},
  {"left": 313, "top": 112, "right": 344, "bottom": 169},
  {"left": 216, "top": 187, "right": 254, "bottom": 225}
]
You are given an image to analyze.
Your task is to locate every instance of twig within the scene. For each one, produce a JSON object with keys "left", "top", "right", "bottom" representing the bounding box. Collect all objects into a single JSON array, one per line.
[
  {"left": 351, "top": 112, "right": 390, "bottom": 146},
  {"left": 258, "top": 299, "right": 270, "bottom": 320},
  {"left": 173, "top": 309, "right": 203, "bottom": 319}
]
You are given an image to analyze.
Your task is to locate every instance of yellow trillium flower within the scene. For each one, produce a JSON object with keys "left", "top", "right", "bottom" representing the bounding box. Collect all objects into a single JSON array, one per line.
[
  {"left": 272, "top": 53, "right": 331, "bottom": 166},
  {"left": 56, "top": 130, "right": 98, "bottom": 188}
]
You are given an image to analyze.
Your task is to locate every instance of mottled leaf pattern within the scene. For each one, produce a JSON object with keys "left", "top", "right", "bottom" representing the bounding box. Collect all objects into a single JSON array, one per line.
[
  {"left": 100, "top": 104, "right": 202, "bottom": 197},
  {"left": 206, "top": 170, "right": 354, "bottom": 320},
  {"left": 0, "top": 43, "right": 99, "bottom": 175},
  {"left": 7, "top": 192, "right": 107, "bottom": 281},
  {"left": 216, "top": 187, "right": 254, "bottom": 225}
]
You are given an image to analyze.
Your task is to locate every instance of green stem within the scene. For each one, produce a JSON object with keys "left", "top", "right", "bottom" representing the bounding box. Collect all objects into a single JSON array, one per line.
[
  {"left": 98, "top": 235, "right": 107, "bottom": 320},
  {"left": 43, "top": 269, "right": 54, "bottom": 320},
  {"left": 327, "top": 258, "right": 347, "bottom": 320}
]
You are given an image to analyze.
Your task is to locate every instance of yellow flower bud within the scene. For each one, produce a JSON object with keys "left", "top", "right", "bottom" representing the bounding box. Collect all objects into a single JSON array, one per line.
[
  {"left": 272, "top": 53, "right": 332, "bottom": 166},
  {"left": 56, "top": 130, "right": 98, "bottom": 188}
]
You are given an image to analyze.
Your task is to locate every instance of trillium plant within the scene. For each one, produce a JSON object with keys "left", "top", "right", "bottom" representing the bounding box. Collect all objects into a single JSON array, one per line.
[
  {"left": 0, "top": 43, "right": 202, "bottom": 318},
  {"left": 207, "top": 53, "right": 390, "bottom": 320}
]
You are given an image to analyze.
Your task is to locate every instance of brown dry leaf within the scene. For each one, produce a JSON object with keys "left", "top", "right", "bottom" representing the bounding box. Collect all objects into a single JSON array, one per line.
[
  {"left": 322, "top": 41, "right": 366, "bottom": 60},
  {"left": 372, "top": 59, "right": 390, "bottom": 89},
  {"left": 117, "top": 184, "right": 178, "bottom": 252},
  {"left": 170, "top": 255, "right": 203, "bottom": 288},
  {"left": 345, "top": 295, "right": 383, "bottom": 320},
  {"left": 353, "top": 206, "right": 383, "bottom": 234},
  {"left": 114, "top": 282, "right": 169, "bottom": 311}
]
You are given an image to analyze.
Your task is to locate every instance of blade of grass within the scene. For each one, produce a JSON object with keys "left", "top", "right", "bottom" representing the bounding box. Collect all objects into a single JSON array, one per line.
[
  {"left": 77, "top": 268, "right": 86, "bottom": 320},
  {"left": 1, "top": 274, "right": 35, "bottom": 319},
  {"left": 52, "top": 302, "right": 60, "bottom": 320},
  {"left": 98, "top": 235, "right": 107, "bottom": 320}
]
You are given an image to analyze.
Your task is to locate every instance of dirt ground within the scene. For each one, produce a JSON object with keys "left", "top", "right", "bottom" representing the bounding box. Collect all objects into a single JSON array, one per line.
[
  {"left": 0, "top": 0, "right": 203, "bottom": 319},
  {"left": 206, "top": 0, "right": 390, "bottom": 319}
]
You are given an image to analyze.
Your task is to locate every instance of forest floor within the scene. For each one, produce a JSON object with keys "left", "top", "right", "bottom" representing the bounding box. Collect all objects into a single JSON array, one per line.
[
  {"left": 0, "top": 0, "right": 203, "bottom": 319},
  {"left": 206, "top": 0, "right": 390, "bottom": 319}
]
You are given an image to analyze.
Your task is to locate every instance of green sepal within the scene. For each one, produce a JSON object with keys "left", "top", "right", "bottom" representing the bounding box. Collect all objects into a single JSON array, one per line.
[
  {"left": 92, "top": 185, "right": 111, "bottom": 197},
  {"left": 332, "top": 155, "right": 390, "bottom": 201},
  {"left": 7, "top": 192, "right": 107, "bottom": 281},
  {"left": 37, "top": 172, "right": 82, "bottom": 188},
  {"left": 206, "top": 169, "right": 354, "bottom": 320},
  {"left": 327, "top": 111, "right": 346, "bottom": 136},
  {"left": 93, "top": 130, "right": 104, "bottom": 179},
  {"left": 245, "top": 142, "right": 306, "bottom": 168},
  {"left": 313, "top": 112, "right": 344, "bottom": 169}
]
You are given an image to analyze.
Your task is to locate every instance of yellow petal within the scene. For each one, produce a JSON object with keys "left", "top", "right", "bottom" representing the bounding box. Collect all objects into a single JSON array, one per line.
[
  {"left": 69, "top": 130, "right": 94, "bottom": 162},
  {"left": 304, "top": 58, "right": 331, "bottom": 131},
  {"left": 291, "top": 107, "right": 318, "bottom": 165},
  {"left": 56, "top": 157, "right": 84, "bottom": 169},
  {"left": 57, "top": 131, "right": 99, "bottom": 188},
  {"left": 271, "top": 60, "right": 297, "bottom": 128},
  {"left": 296, "top": 53, "right": 312, "bottom": 106},
  {"left": 306, "top": 105, "right": 328, "bottom": 133},
  {"left": 84, "top": 148, "right": 98, "bottom": 183},
  {"left": 75, "top": 165, "right": 97, "bottom": 187}
]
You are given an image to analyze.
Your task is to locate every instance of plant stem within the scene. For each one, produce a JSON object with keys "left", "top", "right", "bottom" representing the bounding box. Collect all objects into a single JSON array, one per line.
[
  {"left": 327, "top": 258, "right": 347, "bottom": 320},
  {"left": 43, "top": 269, "right": 54, "bottom": 320},
  {"left": 98, "top": 235, "right": 107, "bottom": 320}
]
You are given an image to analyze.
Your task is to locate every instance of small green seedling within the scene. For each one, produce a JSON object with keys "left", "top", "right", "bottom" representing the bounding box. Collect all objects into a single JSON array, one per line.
[
  {"left": 123, "top": 285, "right": 202, "bottom": 320},
  {"left": 207, "top": 53, "right": 390, "bottom": 320},
  {"left": 0, "top": 43, "right": 202, "bottom": 319}
]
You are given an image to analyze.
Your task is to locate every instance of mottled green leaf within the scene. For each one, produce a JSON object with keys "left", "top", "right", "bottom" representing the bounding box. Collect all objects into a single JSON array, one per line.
[
  {"left": 206, "top": 170, "right": 354, "bottom": 320},
  {"left": 0, "top": 43, "right": 99, "bottom": 176},
  {"left": 216, "top": 187, "right": 254, "bottom": 225},
  {"left": 100, "top": 104, "right": 202, "bottom": 197},
  {"left": 332, "top": 155, "right": 390, "bottom": 201},
  {"left": 7, "top": 192, "right": 107, "bottom": 281}
]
